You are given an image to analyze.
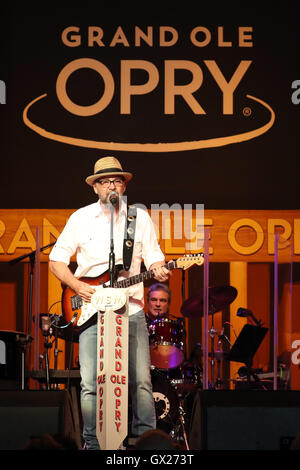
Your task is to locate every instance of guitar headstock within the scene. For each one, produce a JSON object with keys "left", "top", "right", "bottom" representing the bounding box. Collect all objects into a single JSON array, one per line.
[{"left": 176, "top": 253, "right": 204, "bottom": 270}]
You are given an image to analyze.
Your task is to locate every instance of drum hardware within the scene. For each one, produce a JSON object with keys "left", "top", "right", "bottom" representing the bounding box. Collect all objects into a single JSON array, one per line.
[
  {"left": 170, "top": 385, "right": 203, "bottom": 449},
  {"left": 208, "top": 325, "right": 218, "bottom": 388},
  {"left": 212, "top": 323, "right": 232, "bottom": 389},
  {"left": 170, "top": 403, "right": 190, "bottom": 450},
  {"left": 180, "top": 285, "right": 237, "bottom": 389},
  {"left": 178, "top": 404, "right": 190, "bottom": 450}
]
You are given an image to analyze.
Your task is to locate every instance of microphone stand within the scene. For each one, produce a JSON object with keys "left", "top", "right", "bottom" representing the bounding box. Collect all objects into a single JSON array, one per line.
[
  {"left": 215, "top": 326, "right": 231, "bottom": 389},
  {"left": 215, "top": 339, "right": 223, "bottom": 389},
  {"left": 43, "top": 334, "right": 52, "bottom": 391},
  {"left": 208, "top": 303, "right": 218, "bottom": 389},
  {"left": 39, "top": 314, "right": 53, "bottom": 391},
  {"left": 181, "top": 270, "right": 188, "bottom": 361},
  {"left": 109, "top": 200, "right": 116, "bottom": 287},
  {"left": 52, "top": 315, "right": 63, "bottom": 389}
]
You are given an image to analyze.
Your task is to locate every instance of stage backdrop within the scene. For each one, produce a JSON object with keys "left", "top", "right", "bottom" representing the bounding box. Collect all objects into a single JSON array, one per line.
[
  {"left": 0, "top": 9, "right": 299, "bottom": 209},
  {"left": 1, "top": 9, "right": 300, "bottom": 389}
]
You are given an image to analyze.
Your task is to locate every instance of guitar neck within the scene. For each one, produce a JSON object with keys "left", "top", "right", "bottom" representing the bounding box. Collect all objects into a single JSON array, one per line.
[
  {"left": 114, "top": 260, "right": 177, "bottom": 289},
  {"left": 64, "top": 253, "right": 203, "bottom": 327}
]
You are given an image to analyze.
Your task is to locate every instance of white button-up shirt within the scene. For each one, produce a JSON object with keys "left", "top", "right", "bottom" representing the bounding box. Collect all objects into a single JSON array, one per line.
[{"left": 49, "top": 198, "right": 165, "bottom": 315}]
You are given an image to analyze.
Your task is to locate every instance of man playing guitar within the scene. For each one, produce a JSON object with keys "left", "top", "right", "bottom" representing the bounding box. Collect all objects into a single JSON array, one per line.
[{"left": 49, "top": 156, "right": 169, "bottom": 450}]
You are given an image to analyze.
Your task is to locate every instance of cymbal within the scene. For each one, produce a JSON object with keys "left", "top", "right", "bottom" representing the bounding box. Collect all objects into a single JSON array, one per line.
[{"left": 180, "top": 286, "right": 237, "bottom": 318}]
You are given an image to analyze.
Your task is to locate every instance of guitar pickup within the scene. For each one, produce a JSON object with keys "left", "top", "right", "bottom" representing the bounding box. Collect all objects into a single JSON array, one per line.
[{"left": 71, "top": 295, "right": 82, "bottom": 311}]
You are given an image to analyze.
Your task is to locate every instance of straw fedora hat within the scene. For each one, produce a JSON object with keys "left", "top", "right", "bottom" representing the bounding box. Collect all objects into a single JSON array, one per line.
[{"left": 85, "top": 156, "right": 133, "bottom": 186}]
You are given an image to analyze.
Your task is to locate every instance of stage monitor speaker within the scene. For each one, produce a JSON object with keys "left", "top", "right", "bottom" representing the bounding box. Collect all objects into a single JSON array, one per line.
[
  {"left": 0, "top": 390, "right": 76, "bottom": 450},
  {"left": 189, "top": 390, "right": 300, "bottom": 450}
]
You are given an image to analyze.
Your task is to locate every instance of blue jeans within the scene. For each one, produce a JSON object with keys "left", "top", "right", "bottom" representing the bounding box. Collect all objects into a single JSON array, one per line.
[{"left": 79, "top": 310, "right": 156, "bottom": 450}]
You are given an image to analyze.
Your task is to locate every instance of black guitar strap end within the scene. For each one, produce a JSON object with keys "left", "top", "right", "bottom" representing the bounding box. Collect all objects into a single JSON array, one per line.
[{"left": 123, "top": 204, "right": 137, "bottom": 271}]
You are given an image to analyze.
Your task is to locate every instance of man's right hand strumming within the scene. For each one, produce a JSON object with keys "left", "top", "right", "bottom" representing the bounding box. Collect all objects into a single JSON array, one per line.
[{"left": 49, "top": 260, "right": 95, "bottom": 303}]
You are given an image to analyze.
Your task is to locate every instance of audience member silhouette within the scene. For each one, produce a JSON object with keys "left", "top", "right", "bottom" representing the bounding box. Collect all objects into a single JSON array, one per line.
[
  {"left": 134, "top": 429, "right": 177, "bottom": 450},
  {"left": 21, "top": 433, "right": 79, "bottom": 450}
]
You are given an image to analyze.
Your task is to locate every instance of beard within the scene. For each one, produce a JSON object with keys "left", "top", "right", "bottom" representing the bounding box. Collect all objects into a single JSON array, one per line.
[{"left": 99, "top": 190, "right": 120, "bottom": 208}]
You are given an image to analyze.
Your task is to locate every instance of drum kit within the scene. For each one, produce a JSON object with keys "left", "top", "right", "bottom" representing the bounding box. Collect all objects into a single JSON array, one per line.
[{"left": 147, "top": 285, "right": 238, "bottom": 446}]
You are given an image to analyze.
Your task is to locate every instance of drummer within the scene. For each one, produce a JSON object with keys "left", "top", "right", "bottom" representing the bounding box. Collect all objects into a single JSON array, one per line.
[{"left": 145, "top": 283, "right": 171, "bottom": 325}]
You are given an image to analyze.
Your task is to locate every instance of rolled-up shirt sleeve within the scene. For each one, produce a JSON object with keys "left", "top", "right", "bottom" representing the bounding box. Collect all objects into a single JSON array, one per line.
[{"left": 49, "top": 212, "right": 78, "bottom": 265}]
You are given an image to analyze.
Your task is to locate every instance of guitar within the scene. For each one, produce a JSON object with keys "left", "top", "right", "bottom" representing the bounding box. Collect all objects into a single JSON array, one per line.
[{"left": 61, "top": 253, "right": 204, "bottom": 330}]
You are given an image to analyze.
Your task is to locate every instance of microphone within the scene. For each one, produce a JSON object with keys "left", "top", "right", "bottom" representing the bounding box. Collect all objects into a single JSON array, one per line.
[
  {"left": 237, "top": 307, "right": 252, "bottom": 317},
  {"left": 109, "top": 190, "right": 119, "bottom": 206}
]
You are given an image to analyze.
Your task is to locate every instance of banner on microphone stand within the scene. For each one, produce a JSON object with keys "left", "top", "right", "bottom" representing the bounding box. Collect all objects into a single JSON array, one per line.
[{"left": 92, "top": 287, "right": 129, "bottom": 450}]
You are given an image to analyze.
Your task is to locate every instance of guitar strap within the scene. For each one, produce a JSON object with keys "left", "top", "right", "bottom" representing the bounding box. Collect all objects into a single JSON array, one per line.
[{"left": 123, "top": 204, "right": 137, "bottom": 271}]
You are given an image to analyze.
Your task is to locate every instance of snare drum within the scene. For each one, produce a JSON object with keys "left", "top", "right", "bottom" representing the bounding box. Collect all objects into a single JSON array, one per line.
[
  {"left": 148, "top": 315, "right": 185, "bottom": 369},
  {"left": 167, "top": 362, "right": 202, "bottom": 397}
]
